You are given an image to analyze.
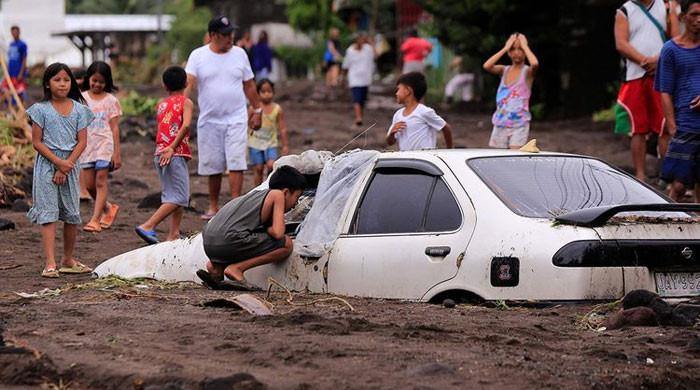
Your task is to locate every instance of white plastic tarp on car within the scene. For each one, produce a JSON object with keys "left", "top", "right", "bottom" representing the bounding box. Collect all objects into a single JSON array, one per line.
[
  {"left": 294, "top": 149, "right": 379, "bottom": 257},
  {"left": 95, "top": 149, "right": 377, "bottom": 281}
]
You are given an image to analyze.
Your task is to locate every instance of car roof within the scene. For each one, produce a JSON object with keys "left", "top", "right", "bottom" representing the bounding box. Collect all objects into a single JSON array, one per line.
[{"left": 376, "top": 148, "right": 583, "bottom": 160}]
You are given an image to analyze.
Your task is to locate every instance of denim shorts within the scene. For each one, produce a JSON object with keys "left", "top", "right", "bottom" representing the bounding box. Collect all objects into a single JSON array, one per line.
[
  {"left": 249, "top": 146, "right": 279, "bottom": 165},
  {"left": 155, "top": 156, "right": 190, "bottom": 207},
  {"left": 351, "top": 86, "right": 368, "bottom": 107},
  {"left": 81, "top": 159, "right": 112, "bottom": 170}
]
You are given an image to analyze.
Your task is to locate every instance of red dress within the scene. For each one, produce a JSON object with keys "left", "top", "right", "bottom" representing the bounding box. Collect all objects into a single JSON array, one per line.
[{"left": 155, "top": 95, "right": 191, "bottom": 159}]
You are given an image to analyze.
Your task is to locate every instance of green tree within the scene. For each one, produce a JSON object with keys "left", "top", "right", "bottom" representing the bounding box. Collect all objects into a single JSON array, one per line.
[
  {"left": 415, "top": 0, "right": 620, "bottom": 116},
  {"left": 66, "top": 0, "right": 162, "bottom": 14},
  {"left": 286, "top": 0, "right": 334, "bottom": 34},
  {"left": 165, "top": 0, "right": 211, "bottom": 61}
]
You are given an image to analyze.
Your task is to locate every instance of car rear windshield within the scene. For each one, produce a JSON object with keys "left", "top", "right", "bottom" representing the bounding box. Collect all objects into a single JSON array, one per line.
[{"left": 467, "top": 156, "right": 667, "bottom": 218}]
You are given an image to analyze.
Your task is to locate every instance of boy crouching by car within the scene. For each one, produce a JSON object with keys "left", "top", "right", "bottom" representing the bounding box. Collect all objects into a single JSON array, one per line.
[{"left": 197, "top": 166, "right": 306, "bottom": 290}]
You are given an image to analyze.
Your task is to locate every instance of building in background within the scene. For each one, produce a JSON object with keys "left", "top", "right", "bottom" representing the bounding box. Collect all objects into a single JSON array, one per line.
[
  {"left": 0, "top": 0, "right": 172, "bottom": 68},
  {"left": 0, "top": 0, "right": 80, "bottom": 66}
]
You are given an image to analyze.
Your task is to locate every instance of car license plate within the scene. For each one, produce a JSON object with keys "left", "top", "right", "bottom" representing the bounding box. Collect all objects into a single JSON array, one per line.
[{"left": 655, "top": 272, "right": 700, "bottom": 297}]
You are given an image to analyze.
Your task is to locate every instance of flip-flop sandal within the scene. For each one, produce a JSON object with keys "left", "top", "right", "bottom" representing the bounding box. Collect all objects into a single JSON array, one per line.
[
  {"left": 135, "top": 226, "right": 159, "bottom": 245},
  {"left": 196, "top": 269, "right": 224, "bottom": 290},
  {"left": 83, "top": 221, "right": 102, "bottom": 233},
  {"left": 99, "top": 203, "right": 120, "bottom": 229},
  {"left": 41, "top": 267, "right": 59, "bottom": 278},
  {"left": 219, "top": 279, "right": 258, "bottom": 291},
  {"left": 58, "top": 261, "right": 93, "bottom": 274}
]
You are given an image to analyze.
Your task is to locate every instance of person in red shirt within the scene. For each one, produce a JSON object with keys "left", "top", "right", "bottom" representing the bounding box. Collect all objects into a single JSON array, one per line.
[
  {"left": 401, "top": 30, "right": 432, "bottom": 74},
  {"left": 135, "top": 66, "right": 194, "bottom": 244}
]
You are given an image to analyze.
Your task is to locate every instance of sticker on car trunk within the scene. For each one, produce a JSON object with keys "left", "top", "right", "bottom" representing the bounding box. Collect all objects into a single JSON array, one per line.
[{"left": 655, "top": 272, "right": 700, "bottom": 297}]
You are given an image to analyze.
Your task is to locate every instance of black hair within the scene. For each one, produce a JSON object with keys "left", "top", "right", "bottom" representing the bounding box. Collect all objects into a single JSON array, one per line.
[
  {"left": 397, "top": 72, "right": 427, "bottom": 101},
  {"left": 10, "top": 26, "right": 19, "bottom": 32},
  {"left": 82, "top": 61, "right": 118, "bottom": 93},
  {"left": 162, "top": 66, "right": 187, "bottom": 91},
  {"left": 269, "top": 166, "right": 307, "bottom": 191},
  {"left": 41, "top": 63, "right": 86, "bottom": 104},
  {"left": 681, "top": 0, "right": 700, "bottom": 12},
  {"left": 256, "top": 78, "right": 274, "bottom": 93},
  {"left": 73, "top": 68, "right": 86, "bottom": 79},
  {"left": 408, "top": 29, "right": 418, "bottom": 38}
]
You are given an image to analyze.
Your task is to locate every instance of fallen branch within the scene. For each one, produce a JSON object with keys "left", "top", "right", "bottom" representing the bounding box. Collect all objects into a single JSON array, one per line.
[
  {"left": 0, "top": 264, "right": 22, "bottom": 271},
  {"left": 266, "top": 277, "right": 354, "bottom": 312}
]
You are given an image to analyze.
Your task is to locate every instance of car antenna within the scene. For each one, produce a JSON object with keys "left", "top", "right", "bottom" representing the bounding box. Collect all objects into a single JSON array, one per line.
[{"left": 335, "top": 122, "right": 377, "bottom": 155}]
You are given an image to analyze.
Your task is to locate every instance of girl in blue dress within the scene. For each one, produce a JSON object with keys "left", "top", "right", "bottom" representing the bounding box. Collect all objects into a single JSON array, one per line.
[{"left": 26, "top": 63, "right": 94, "bottom": 278}]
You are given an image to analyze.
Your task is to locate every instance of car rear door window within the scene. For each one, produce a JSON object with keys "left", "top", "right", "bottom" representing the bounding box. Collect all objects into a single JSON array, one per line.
[
  {"left": 468, "top": 156, "right": 668, "bottom": 218},
  {"left": 425, "top": 179, "right": 461, "bottom": 231},
  {"left": 353, "top": 169, "right": 461, "bottom": 234}
]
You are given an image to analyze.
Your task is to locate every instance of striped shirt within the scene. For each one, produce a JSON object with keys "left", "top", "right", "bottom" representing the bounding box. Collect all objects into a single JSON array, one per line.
[{"left": 654, "top": 40, "right": 700, "bottom": 133}]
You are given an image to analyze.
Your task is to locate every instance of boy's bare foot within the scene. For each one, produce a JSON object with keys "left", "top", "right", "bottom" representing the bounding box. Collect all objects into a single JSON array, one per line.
[{"left": 224, "top": 265, "right": 245, "bottom": 282}]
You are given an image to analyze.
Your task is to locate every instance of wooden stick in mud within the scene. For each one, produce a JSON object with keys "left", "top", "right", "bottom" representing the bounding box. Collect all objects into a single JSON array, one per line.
[
  {"left": 0, "top": 54, "right": 31, "bottom": 142},
  {"left": 0, "top": 53, "right": 26, "bottom": 113}
]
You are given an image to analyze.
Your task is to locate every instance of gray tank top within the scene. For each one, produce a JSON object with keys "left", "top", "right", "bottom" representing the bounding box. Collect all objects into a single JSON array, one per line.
[{"left": 203, "top": 189, "right": 270, "bottom": 246}]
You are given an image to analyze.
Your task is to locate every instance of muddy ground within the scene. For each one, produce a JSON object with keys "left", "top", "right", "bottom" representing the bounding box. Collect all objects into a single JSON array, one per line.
[{"left": 2, "top": 82, "right": 699, "bottom": 389}]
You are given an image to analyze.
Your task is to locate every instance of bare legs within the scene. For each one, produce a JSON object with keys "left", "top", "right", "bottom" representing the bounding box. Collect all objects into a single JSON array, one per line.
[
  {"left": 228, "top": 171, "right": 243, "bottom": 198},
  {"left": 40, "top": 222, "right": 80, "bottom": 271},
  {"left": 79, "top": 170, "right": 90, "bottom": 199},
  {"left": 668, "top": 182, "right": 700, "bottom": 203},
  {"left": 252, "top": 161, "right": 274, "bottom": 187},
  {"left": 206, "top": 236, "right": 293, "bottom": 281},
  {"left": 631, "top": 134, "right": 647, "bottom": 181},
  {"left": 84, "top": 168, "right": 112, "bottom": 225},
  {"left": 325, "top": 64, "right": 340, "bottom": 87},
  {"left": 206, "top": 171, "right": 244, "bottom": 215},
  {"left": 353, "top": 103, "right": 363, "bottom": 126},
  {"left": 139, "top": 203, "right": 183, "bottom": 241}
]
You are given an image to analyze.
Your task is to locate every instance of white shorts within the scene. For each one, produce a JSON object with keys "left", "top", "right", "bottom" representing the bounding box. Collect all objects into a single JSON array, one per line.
[
  {"left": 489, "top": 124, "right": 530, "bottom": 149},
  {"left": 197, "top": 121, "right": 248, "bottom": 175}
]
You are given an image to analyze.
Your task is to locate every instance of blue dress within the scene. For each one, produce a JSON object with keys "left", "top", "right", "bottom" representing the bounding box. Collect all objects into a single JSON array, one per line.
[{"left": 26, "top": 100, "right": 94, "bottom": 225}]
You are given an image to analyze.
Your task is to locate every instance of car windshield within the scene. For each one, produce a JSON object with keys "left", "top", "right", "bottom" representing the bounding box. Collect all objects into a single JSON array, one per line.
[{"left": 468, "top": 156, "right": 668, "bottom": 218}]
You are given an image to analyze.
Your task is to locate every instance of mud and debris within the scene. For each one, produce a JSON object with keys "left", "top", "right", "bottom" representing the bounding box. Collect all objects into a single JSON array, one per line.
[{"left": 2, "top": 93, "right": 700, "bottom": 388}]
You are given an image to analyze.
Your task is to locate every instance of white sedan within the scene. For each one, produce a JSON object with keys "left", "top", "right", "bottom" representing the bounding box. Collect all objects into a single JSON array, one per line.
[{"left": 95, "top": 149, "right": 700, "bottom": 301}]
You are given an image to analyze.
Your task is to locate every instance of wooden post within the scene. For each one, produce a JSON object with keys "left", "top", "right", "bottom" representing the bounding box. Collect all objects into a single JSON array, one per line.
[
  {"left": 0, "top": 53, "right": 26, "bottom": 113},
  {"left": 0, "top": 53, "right": 32, "bottom": 141}
]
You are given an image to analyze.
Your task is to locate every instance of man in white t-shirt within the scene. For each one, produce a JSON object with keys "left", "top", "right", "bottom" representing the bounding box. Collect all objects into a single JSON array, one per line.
[
  {"left": 342, "top": 32, "right": 375, "bottom": 126},
  {"left": 387, "top": 72, "right": 453, "bottom": 151},
  {"left": 185, "top": 16, "right": 263, "bottom": 219}
]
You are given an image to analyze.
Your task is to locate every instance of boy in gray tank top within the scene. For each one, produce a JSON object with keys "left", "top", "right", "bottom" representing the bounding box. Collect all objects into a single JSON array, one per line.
[{"left": 198, "top": 166, "right": 306, "bottom": 290}]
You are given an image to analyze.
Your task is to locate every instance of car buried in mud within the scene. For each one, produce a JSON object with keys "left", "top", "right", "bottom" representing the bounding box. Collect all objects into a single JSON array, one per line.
[{"left": 95, "top": 149, "right": 700, "bottom": 301}]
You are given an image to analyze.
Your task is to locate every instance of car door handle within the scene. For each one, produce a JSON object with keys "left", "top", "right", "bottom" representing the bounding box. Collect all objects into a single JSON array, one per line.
[{"left": 425, "top": 246, "right": 451, "bottom": 257}]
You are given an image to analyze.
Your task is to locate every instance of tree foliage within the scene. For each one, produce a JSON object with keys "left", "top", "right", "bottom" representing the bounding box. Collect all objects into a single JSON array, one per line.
[
  {"left": 66, "top": 0, "right": 162, "bottom": 14},
  {"left": 286, "top": 0, "right": 332, "bottom": 33},
  {"left": 165, "top": 0, "right": 211, "bottom": 62},
  {"left": 415, "top": 0, "right": 620, "bottom": 116}
]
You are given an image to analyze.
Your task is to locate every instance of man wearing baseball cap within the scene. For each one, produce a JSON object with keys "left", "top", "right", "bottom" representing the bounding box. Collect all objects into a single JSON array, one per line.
[{"left": 185, "top": 16, "right": 263, "bottom": 219}]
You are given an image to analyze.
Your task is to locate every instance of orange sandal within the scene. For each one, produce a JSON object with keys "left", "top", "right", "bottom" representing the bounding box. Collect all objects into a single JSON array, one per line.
[
  {"left": 99, "top": 203, "right": 120, "bottom": 229},
  {"left": 83, "top": 221, "right": 102, "bottom": 233}
]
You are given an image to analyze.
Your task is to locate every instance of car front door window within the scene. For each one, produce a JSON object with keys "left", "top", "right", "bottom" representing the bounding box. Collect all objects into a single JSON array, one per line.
[{"left": 353, "top": 169, "right": 462, "bottom": 234}]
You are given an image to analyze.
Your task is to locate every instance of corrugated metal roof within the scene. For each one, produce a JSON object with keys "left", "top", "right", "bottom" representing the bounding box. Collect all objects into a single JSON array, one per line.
[{"left": 57, "top": 14, "right": 174, "bottom": 34}]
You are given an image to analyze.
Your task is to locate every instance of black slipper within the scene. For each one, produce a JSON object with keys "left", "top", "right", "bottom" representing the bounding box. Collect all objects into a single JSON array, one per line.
[
  {"left": 219, "top": 279, "right": 258, "bottom": 291},
  {"left": 196, "top": 269, "right": 223, "bottom": 290}
]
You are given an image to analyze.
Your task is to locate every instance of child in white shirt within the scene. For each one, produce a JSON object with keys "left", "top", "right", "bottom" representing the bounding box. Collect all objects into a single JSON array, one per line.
[{"left": 386, "top": 72, "right": 453, "bottom": 150}]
